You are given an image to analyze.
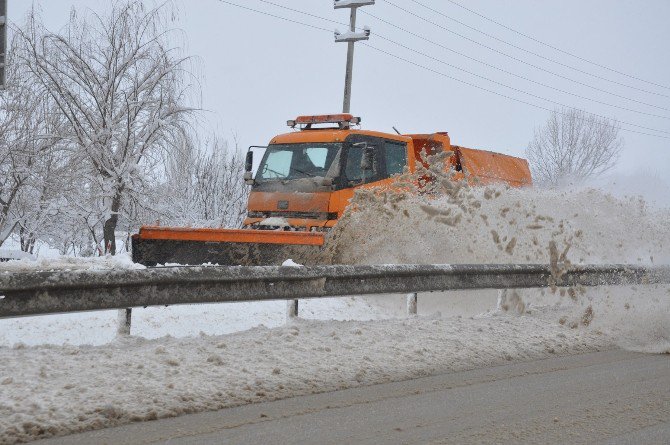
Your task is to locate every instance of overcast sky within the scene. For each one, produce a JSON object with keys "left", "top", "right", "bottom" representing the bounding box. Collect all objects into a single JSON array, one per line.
[{"left": 11, "top": 1, "right": 670, "bottom": 191}]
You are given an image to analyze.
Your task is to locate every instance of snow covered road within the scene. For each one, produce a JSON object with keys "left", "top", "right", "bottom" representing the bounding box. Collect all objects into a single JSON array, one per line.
[
  {"left": 33, "top": 349, "right": 670, "bottom": 445},
  {"left": 1, "top": 307, "right": 612, "bottom": 444}
]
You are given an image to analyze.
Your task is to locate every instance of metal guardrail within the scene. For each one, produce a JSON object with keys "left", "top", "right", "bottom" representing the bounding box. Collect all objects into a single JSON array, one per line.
[{"left": 1, "top": 263, "right": 669, "bottom": 319}]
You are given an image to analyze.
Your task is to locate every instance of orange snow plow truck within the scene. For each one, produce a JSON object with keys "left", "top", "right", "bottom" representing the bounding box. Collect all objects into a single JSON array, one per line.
[{"left": 132, "top": 114, "right": 531, "bottom": 266}]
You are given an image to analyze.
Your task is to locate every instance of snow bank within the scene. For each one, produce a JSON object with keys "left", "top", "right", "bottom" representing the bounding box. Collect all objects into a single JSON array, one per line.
[
  {"left": 0, "top": 253, "right": 143, "bottom": 273},
  {"left": 318, "top": 181, "right": 670, "bottom": 352},
  {"left": 0, "top": 307, "right": 611, "bottom": 444},
  {"left": 323, "top": 185, "right": 670, "bottom": 266},
  {"left": 281, "top": 258, "right": 303, "bottom": 267},
  {"left": 0, "top": 297, "right": 387, "bottom": 347},
  {"left": 0, "top": 251, "right": 35, "bottom": 262}
]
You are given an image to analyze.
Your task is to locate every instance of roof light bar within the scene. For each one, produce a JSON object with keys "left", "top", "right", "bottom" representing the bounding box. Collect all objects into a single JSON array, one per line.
[{"left": 287, "top": 114, "right": 362, "bottom": 129}]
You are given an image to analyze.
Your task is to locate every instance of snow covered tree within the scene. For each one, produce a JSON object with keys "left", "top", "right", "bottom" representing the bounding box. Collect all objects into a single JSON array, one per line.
[
  {"left": 18, "top": 1, "right": 194, "bottom": 254},
  {"left": 160, "top": 132, "right": 249, "bottom": 228},
  {"left": 0, "top": 36, "right": 64, "bottom": 249},
  {"left": 526, "top": 108, "right": 624, "bottom": 186}
]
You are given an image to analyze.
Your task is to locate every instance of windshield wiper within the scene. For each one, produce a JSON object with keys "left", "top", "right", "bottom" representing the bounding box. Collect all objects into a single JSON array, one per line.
[
  {"left": 261, "top": 166, "right": 286, "bottom": 178},
  {"left": 261, "top": 166, "right": 318, "bottom": 180},
  {"left": 291, "top": 168, "right": 317, "bottom": 178}
]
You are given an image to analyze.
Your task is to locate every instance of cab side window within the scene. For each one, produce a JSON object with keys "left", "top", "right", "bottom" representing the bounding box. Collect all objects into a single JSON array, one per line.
[
  {"left": 345, "top": 144, "right": 364, "bottom": 185},
  {"left": 345, "top": 144, "right": 379, "bottom": 185},
  {"left": 344, "top": 139, "right": 383, "bottom": 186},
  {"left": 384, "top": 141, "right": 408, "bottom": 177}
]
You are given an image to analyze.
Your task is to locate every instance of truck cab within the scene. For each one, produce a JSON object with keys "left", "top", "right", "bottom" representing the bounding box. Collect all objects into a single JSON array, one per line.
[{"left": 244, "top": 114, "right": 417, "bottom": 232}]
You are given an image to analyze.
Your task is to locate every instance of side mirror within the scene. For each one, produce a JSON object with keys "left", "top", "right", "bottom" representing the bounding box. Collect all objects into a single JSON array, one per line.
[
  {"left": 245, "top": 151, "right": 253, "bottom": 172},
  {"left": 361, "top": 146, "right": 374, "bottom": 171},
  {"left": 243, "top": 171, "right": 254, "bottom": 185}
]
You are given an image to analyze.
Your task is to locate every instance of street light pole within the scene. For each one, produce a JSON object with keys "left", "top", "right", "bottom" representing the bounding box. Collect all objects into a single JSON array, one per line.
[
  {"left": 334, "top": 0, "right": 374, "bottom": 114},
  {"left": 342, "top": 7, "right": 356, "bottom": 114}
]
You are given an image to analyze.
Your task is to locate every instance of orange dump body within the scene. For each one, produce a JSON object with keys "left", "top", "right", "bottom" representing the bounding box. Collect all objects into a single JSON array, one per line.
[
  {"left": 132, "top": 121, "right": 531, "bottom": 266},
  {"left": 455, "top": 146, "right": 532, "bottom": 187}
]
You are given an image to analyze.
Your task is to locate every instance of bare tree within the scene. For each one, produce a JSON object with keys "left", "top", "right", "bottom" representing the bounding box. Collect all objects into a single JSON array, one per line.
[
  {"left": 0, "top": 36, "right": 64, "bottom": 249},
  {"left": 18, "top": 1, "right": 194, "bottom": 254},
  {"left": 526, "top": 108, "right": 624, "bottom": 186},
  {"left": 2, "top": 3, "right": 247, "bottom": 256},
  {"left": 160, "top": 132, "right": 249, "bottom": 228}
]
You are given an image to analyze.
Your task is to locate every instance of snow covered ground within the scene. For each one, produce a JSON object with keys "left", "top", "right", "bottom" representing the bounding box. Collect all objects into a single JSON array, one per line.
[
  {"left": 0, "top": 252, "right": 389, "bottom": 347},
  {"left": 0, "top": 253, "right": 142, "bottom": 274},
  {"left": 1, "top": 185, "right": 668, "bottom": 443},
  {"left": 0, "top": 306, "right": 613, "bottom": 444},
  {"left": 2, "top": 278, "right": 666, "bottom": 444},
  {"left": 0, "top": 297, "right": 388, "bottom": 347}
]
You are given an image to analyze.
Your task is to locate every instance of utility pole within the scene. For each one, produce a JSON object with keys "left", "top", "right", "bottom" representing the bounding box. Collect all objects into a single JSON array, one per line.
[{"left": 334, "top": 0, "right": 373, "bottom": 114}]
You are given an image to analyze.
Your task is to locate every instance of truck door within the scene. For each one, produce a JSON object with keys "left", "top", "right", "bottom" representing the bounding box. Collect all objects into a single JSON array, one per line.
[
  {"left": 330, "top": 136, "right": 411, "bottom": 217},
  {"left": 343, "top": 135, "right": 384, "bottom": 187}
]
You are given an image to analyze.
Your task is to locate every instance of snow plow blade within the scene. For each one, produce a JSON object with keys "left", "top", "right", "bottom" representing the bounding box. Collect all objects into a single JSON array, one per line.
[{"left": 131, "top": 226, "right": 325, "bottom": 266}]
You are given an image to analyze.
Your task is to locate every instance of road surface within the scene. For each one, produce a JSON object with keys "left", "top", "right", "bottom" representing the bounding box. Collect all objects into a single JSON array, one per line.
[{"left": 37, "top": 349, "right": 670, "bottom": 444}]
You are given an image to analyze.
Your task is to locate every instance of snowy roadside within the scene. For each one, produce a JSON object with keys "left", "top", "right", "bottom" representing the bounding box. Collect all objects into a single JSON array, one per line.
[
  {"left": 0, "top": 308, "right": 612, "bottom": 444},
  {"left": 0, "top": 254, "right": 143, "bottom": 273},
  {"left": 0, "top": 254, "right": 390, "bottom": 346},
  {"left": 0, "top": 297, "right": 388, "bottom": 347}
]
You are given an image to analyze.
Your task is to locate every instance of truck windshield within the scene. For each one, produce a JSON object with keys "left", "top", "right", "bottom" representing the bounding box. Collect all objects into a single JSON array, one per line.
[{"left": 256, "top": 143, "right": 342, "bottom": 181}]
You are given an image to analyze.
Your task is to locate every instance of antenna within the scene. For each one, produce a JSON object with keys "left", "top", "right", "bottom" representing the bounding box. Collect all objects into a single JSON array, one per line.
[{"left": 334, "top": 0, "right": 374, "bottom": 114}]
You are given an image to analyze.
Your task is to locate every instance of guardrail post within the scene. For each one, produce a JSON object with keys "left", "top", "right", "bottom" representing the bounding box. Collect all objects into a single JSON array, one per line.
[
  {"left": 406, "top": 293, "right": 417, "bottom": 315},
  {"left": 286, "top": 299, "right": 299, "bottom": 319},
  {"left": 117, "top": 308, "right": 132, "bottom": 336}
]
